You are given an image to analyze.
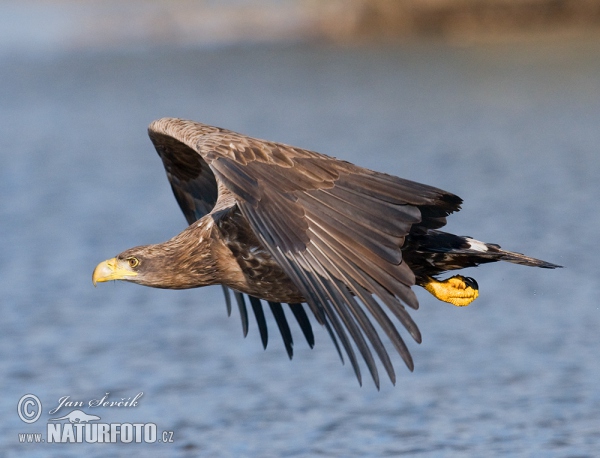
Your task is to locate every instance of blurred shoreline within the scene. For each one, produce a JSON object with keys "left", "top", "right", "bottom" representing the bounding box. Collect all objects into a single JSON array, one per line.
[{"left": 1, "top": 0, "right": 600, "bottom": 56}]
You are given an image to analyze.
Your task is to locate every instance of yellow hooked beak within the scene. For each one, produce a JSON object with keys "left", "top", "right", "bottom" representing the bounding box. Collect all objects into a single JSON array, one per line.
[{"left": 92, "top": 257, "right": 138, "bottom": 286}]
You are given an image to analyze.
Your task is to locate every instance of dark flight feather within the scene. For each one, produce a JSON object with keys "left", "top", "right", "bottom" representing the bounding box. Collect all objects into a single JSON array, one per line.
[
  {"left": 288, "top": 303, "right": 315, "bottom": 349},
  {"left": 233, "top": 291, "right": 249, "bottom": 338},
  {"left": 249, "top": 296, "right": 268, "bottom": 349},
  {"left": 268, "top": 301, "right": 294, "bottom": 359}
]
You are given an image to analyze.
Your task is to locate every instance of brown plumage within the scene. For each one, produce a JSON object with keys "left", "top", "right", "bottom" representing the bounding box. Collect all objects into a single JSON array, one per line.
[{"left": 93, "top": 118, "right": 560, "bottom": 388}]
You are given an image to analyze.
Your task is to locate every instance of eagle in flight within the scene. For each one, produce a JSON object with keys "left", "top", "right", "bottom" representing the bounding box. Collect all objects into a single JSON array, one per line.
[{"left": 93, "top": 118, "right": 559, "bottom": 388}]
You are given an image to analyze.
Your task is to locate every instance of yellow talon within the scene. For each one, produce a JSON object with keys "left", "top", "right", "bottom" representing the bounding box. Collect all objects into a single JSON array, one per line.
[{"left": 422, "top": 275, "right": 479, "bottom": 307}]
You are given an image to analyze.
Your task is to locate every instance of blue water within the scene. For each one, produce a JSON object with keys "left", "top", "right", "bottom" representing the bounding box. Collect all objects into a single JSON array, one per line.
[{"left": 1, "top": 40, "right": 599, "bottom": 456}]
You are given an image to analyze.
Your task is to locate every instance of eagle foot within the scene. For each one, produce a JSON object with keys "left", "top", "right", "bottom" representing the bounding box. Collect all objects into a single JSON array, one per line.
[{"left": 422, "top": 275, "right": 479, "bottom": 307}]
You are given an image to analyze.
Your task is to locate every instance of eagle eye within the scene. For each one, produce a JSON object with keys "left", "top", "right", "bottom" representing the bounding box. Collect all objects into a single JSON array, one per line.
[{"left": 127, "top": 257, "right": 140, "bottom": 268}]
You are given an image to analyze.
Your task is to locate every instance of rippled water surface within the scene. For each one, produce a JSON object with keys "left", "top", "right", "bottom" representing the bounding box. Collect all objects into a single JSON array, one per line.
[{"left": 1, "top": 41, "right": 599, "bottom": 456}]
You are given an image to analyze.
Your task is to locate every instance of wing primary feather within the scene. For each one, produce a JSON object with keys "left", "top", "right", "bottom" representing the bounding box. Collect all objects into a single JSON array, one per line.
[
  {"left": 233, "top": 291, "right": 249, "bottom": 338},
  {"left": 240, "top": 206, "right": 344, "bottom": 362},
  {"left": 303, "top": 189, "right": 413, "bottom": 237},
  {"left": 260, "top": 196, "right": 305, "bottom": 252},
  {"left": 249, "top": 296, "right": 268, "bottom": 349},
  {"left": 241, "top": 206, "right": 323, "bottom": 322},
  {"left": 336, "top": 173, "right": 450, "bottom": 206},
  {"left": 299, "top": 251, "right": 381, "bottom": 388},
  {"left": 320, "top": 236, "right": 422, "bottom": 343},
  {"left": 306, "top": 243, "right": 396, "bottom": 384},
  {"left": 307, "top": 221, "right": 417, "bottom": 306},
  {"left": 294, "top": 251, "right": 364, "bottom": 386},
  {"left": 305, "top": 237, "right": 417, "bottom": 371},
  {"left": 335, "top": 279, "right": 396, "bottom": 385},
  {"left": 276, "top": 248, "right": 344, "bottom": 363},
  {"left": 289, "top": 303, "right": 315, "bottom": 348},
  {"left": 303, "top": 207, "right": 402, "bottom": 265},
  {"left": 346, "top": 277, "right": 415, "bottom": 372},
  {"left": 275, "top": 248, "right": 347, "bottom": 365},
  {"left": 268, "top": 301, "right": 294, "bottom": 359},
  {"left": 306, "top": 219, "right": 406, "bottom": 281},
  {"left": 222, "top": 285, "right": 232, "bottom": 317},
  {"left": 352, "top": 272, "right": 422, "bottom": 343},
  {"left": 322, "top": 185, "right": 421, "bottom": 226}
]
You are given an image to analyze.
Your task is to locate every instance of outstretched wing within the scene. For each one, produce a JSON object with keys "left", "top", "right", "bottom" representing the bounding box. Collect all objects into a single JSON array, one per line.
[
  {"left": 186, "top": 121, "right": 461, "bottom": 388},
  {"left": 148, "top": 120, "right": 315, "bottom": 357}
]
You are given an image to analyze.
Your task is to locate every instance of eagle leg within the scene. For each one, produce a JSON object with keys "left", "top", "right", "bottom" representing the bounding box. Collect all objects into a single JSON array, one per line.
[{"left": 420, "top": 275, "right": 479, "bottom": 307}]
